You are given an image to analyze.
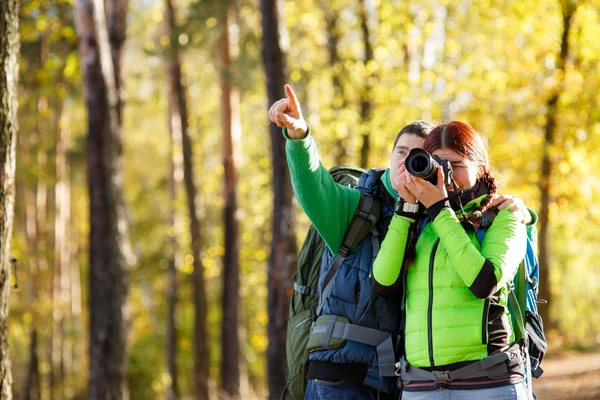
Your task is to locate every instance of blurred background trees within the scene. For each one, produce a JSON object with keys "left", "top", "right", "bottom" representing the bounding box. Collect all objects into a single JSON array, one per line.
[{"left": 6, "top": 0, "right": 600, "bottom": 398}]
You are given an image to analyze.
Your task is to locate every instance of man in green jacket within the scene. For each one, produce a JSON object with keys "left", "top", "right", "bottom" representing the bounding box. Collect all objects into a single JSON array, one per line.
[{"left": 268, "top": 85, "right": 531, "bottom": 399}]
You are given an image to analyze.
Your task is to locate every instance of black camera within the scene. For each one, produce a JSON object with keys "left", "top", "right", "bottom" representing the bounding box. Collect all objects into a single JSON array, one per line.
[{"left": 405, "top": 148, "right": 452, "bottom": 186}]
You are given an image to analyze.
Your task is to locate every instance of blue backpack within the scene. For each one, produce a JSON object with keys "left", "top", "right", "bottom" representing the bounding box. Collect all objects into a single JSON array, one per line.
[{"left": 475, "top": 212, "right": 546, "bottom": 383}]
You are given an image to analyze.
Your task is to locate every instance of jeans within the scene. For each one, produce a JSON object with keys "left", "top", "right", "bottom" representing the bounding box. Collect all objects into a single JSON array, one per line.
[
  {"left": 304, "top": 379, "right": 397, "bottom": 400},
  {"left": 401, "top": 381, "right": 529, "bottom": 400}
]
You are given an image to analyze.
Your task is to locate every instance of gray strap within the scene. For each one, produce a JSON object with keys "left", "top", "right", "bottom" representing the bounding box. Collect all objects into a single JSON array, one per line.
[
  {"left": 311, "top": 320, "right": 390, "bottom": 347},
  {"left": 371, "top": 226, "right": 380, "bottom": 259},
  {"left": 397, "top": 352, "right": 515, "bottom": 383},
  {"left": 447, "top": 353, "right": 511, "bottom": 381},
  {"left": 317, "top": 195, "right": 376, "bottom": 316},
  {"left": 321, "top": 316, "right": 337, "bottom": 347},
  {"left": 311, "top": 319, "right": 397, "bottom": 377},
  {"left": 316, "top": 255, "right": 345, "bottom": 316},
  {"left": 376, "top": 335, "right": 397, "bottom": 377},
  {"left": 293, "top": 282, "right": 315, "bottom": 296}
]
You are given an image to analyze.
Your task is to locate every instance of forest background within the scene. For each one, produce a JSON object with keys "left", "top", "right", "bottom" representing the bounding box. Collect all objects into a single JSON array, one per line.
[{"left": 3, "top": 0, "right": 600, "bottom": 399}]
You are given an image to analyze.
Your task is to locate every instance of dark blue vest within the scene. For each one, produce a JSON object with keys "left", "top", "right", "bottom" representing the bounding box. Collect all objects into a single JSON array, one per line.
[{"left": 308, "top": 169, "right": 402, "bottom": 393}]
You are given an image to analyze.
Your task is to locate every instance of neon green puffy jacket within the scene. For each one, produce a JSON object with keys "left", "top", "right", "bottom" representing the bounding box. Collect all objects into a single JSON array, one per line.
[{"left": 373, "top": 196, "right": 527, "bottom": 368}]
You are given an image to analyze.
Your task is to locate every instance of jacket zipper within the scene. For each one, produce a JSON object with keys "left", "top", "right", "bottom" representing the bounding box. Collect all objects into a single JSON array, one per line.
[
  {"left": 482, "top": 298, "right": 490, "bottom": 345},
  {"left": 427, "top": 240, "right": 440, "bottom": 367}
]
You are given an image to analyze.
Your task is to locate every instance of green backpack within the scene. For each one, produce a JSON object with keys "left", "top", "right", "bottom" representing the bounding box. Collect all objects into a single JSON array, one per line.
[{"left": 284, "top": 165, "right": 382, "bottom": 399}]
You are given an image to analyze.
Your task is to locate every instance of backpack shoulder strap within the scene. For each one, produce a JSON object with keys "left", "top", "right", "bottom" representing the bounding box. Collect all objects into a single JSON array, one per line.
[{"left": 316, "top": 192, "right": 381, "bottom": 316}]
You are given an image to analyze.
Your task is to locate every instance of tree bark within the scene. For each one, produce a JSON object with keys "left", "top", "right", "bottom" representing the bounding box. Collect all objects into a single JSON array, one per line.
[
  {"left": 0, "top": 0, "right": 19, "bottom": 396},
  {"left": 358, "top": 0, "right": 375, "bottom": 169},
  {"left": 54, "top": 97, "right": 72, "bottom": 399},
  {"left": 164, "top": 0, "right": 210, "bottom": 398},
  {"left": 23, "top": 186, "right": 41, "bottom": 400},
  {"left": 164, "top": 11, "right": 185, "bottom": 396},
  {"left": 51, "top": 98, "right": 66, "bottom": 400},
  {"left": 75, "top": 0, "right": 134, "bottom": 398},
  {"left": 165, "top": 148, "right": 180, "bottom": 400},
  {"left": 219, "top": 2, "right": 242, "bottom": 398},
  {"left": 538, "top": 1, "right": 577, "bottom": 332},
  {"left": 260, "top": 0, "right": 298, "bottom": 398},
  {"left": 321, "top": 0, "right": 349, "bottom": 165}
]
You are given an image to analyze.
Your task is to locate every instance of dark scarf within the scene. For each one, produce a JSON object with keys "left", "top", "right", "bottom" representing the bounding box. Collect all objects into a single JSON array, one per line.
[{"left": 448, "top": 180, "right": 490, "bottom": 215}]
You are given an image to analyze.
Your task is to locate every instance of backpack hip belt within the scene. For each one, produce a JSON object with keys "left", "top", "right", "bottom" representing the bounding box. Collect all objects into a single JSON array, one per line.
[
  {"left": 395, "top": 342, "right": 526, "bottom": 384},
  {"left": 309, "top": 314, "right": 398, "bottom": 377}
]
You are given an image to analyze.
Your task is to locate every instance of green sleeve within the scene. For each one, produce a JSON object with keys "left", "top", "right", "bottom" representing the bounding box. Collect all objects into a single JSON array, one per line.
[
  {"left": 284, "top": 127, "right": 361, "bottom": 256},
  {"left": 432, "top": 207, "right": 527, "bottom": 291},
  {"left": 372, "top": 214, "right": 414, "bottom": 286}
]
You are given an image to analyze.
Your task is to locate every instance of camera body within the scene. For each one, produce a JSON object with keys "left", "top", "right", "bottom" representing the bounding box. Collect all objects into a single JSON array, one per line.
[{"left": 405, "top": 148, "right": 453, "bottom": 186}]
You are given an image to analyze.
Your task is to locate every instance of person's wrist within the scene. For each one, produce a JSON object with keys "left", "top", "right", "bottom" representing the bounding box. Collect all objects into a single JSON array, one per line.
[
  {"left": 286, "top": 120, "right": 308, "bottom": 139},
  {"left": 420, "top": 193, "right": 446, "bottom": 208},
  {"left": 427, "top": 198, "right": 451, "bottom": 221},
  {"left": 395, "top": 197, "right": 421, "bottom": 218}
]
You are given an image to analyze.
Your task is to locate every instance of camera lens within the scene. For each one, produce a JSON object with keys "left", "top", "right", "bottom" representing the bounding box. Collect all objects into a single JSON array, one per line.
[
  {"left": 409, "top": 154, "right": 430, "bottom": 175},
  {"left": 405, "top": 148, "right": 440, "bottom": 184}
]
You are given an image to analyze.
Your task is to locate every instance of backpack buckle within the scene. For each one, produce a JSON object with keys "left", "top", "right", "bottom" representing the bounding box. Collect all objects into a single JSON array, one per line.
[
  {"left": 394, "top": 361, "right": 402, "bottom": 377},
  {"left": 432, "top": 370, "right": 452, "bottom": 382},
  {"left": 338, "top": 244, "right": 351, "bottom": 257},
  {"left": 357, "top": 209, "right": 369, "bottom": 219}
]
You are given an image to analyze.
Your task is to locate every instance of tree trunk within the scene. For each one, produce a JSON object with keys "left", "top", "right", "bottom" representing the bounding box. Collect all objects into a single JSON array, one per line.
[
  {"left": 164, "top": 18, "right": 186, "bottom": 397},
  {"left": 75, "top": 0, "right": 133, "bottom": 398},
  {"left": 0, "top": 0, "right": 19, "bottom": 397},
  {"left": 164, "top": 0, "right": 210, "bottom": 398},
  {"left": 219, "top": 2, "right": 242, "bottom": 398},
  {"left": 51, "top": 100, "right": 66, "bottom": 400},
  {"left": 24, "top": 330, "right": 41, "bottom": 400},
  {"left": 69, "top": 237, "right": 83, "bottom": 377},
  {"left": 538, "top": 2, "right": 576, "bottom": 332},
  {"left": 54, "top": 97, "right": 72, "bottom": 399},
  {"left": 321, "top": 0, "right": 349, "bottom": 165},
  {"left": 260, "top": 0, "right": 298, "bottom": 398},
  {"left": 23, "top": 186, "right": 42, "bottom": 400},
  {"left": 358, "top": 0, "right": 375, "bottom": 169},
  {"left": 165, "top": 149, "right": 180, "bottom": 400}
]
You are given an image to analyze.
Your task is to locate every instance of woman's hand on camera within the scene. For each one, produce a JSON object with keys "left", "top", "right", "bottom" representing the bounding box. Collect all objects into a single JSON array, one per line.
[
  {"left": 392, "top": 160, "right": 418, "bottom": 204},
  {"left": 405, "top": 167, "right": 448, "bottom": 208}
]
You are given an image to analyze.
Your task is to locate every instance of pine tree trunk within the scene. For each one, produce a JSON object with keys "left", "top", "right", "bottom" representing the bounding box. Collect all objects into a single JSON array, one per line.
[
  {"left": 165, "top": 151, "right": 181, "bottom": 400},
  {"left": 164, "top": 0, "right": 210, "bottom": 398},
  {"left": 538, "top": 2, "right": 576, "bottom": 332},
  {"left": 358, "top": 0, "right": 375, "bottom": 169},
  {"left": 164, "top": 26, "right": 186, "bottom": 398},
  {"left": 69, "top": 231, "right": 83, "bottom": 383},
  {"left": 24, "top": 186, "right": 41, "bottom": 400},
  {"left": 0, "top": 0, "right": 19, "bottom": 397},
  {"left": 24, "top": 330, "right": 41, "bottom": 400},
  {"left": 260, "top": 0, "right": 298, "bottom": 398},
  {"left": 54, "top": 97, "right": 72, "bottom": 398},
  {"left": 75, "top": 0, "right": 133, "bottom": 398},
  {"left": 321, "top": 0, "right": 349, "bottom": 165},
  {"left": 219, "top": 3, "right": 242, "bottom": 398}
]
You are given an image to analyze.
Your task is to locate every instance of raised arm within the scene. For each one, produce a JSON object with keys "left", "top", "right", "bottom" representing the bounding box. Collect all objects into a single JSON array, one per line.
[{"left": 268, "top": 85, "right": 360, "bottom": 255}]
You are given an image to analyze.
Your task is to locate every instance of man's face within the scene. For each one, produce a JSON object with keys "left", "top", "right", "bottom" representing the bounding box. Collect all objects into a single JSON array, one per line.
[{"left": 390, "top": 133, "right": 426, "bottom": 182}]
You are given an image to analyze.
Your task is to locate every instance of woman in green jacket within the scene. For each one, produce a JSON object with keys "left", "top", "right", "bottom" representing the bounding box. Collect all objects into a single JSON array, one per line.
[{"left": 372, "top": 121, "right": 529, "bottom": 399}]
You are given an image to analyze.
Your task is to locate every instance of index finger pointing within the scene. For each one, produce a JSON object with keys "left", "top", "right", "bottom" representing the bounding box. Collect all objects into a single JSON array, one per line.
[{"left": 284, "top": 84, "right": 299, "bottom": 109}]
